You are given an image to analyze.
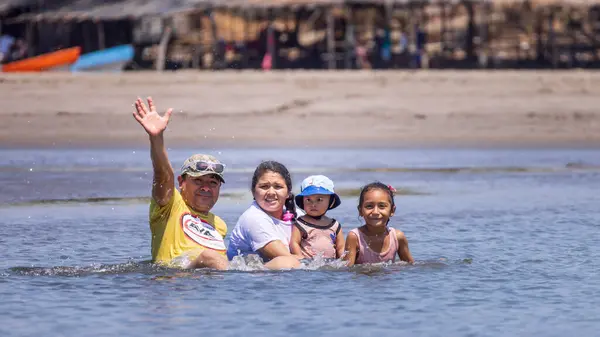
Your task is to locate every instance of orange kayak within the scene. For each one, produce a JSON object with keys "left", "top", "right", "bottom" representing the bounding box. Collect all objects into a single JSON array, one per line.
[{"left": 2, "top": 46, "right": 81, "bottom": 72}]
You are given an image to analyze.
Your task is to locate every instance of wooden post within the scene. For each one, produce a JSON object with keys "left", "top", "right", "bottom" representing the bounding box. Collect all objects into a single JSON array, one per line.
[
  {"left": 97, "top": 21, "right": 105, "bottom": 50},
  {"left": 191, "top": 9, "right": 204, "bottom": 69},
  {"left": 242, "top": 7, "right": 250, "bottom": 69},
  {"left": 156, "top": 25, "right": 172, "bottom": 71},
  {"left": 82, "top": 19, "right": 92, "bottom": 53},
  {"left": 549, "top": 8, "right": 557, "bottom": 69},
  {"left": 64, "top": 22, "right": 72, "bottom": 48},
  {"left": 26, "top": 21, "right": 34, "bottom": 57},
  {"left": 535, "top": 8, "right": 544, "bottom": 64},
  {"left": 465, "top": 1, "right": 475, "bottom": 63},
  {"left": 384, "top": 2, "right": 392, "bottom": 68},
  {"left": 440, "top": 2, "right": 446, "bottom": 56},
  {"left": 326, "top": 6, "right": 335, "bottom": 69},
  {"left": 407, "top": 4, "right": 416, "bottom": 68},
  {"left": 209, "top": 6, "right": 219, "bottom": 70},
  {"left": 266, "top": 8, "right": 276, "bottom": 70},
  {"left": 344, "top": 5, "right": 354, "bottom": 69},
  {"left": 478, "top": 0, "right": 490, "bottom": 68}
]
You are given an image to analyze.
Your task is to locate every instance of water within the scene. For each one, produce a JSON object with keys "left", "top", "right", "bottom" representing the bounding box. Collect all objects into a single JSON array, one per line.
[{"left": 1, "top": 148, "right": 599, "bottom": 336}]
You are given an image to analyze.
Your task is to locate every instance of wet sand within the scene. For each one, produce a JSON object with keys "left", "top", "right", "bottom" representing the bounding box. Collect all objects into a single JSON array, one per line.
[{"left": 1, "top": 70, "right": 599, "bottom": 148}]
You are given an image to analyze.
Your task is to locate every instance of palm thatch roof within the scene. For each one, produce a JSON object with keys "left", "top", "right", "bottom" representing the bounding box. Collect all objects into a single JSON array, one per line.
[
  {"left": 5, "top": 0, "right": 599, "bottom": 23},
  {"left": 0, "top": 0, "right": 39, "bottom": 14}
]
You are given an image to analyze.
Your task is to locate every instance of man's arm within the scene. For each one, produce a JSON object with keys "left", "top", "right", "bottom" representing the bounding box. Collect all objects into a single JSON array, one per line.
[{"left": 133, "top": 97, "right": 174, "bottom": 206}]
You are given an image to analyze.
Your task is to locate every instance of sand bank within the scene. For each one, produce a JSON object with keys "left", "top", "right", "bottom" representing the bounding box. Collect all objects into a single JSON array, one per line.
[{"left": 1, "top": 70, "right": 599, "bottom": 149}]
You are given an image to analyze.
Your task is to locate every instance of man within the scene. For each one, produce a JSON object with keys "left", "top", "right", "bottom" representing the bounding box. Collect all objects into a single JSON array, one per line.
[{"left": 133, "top": 97, "right": 229, "bottom": 270}]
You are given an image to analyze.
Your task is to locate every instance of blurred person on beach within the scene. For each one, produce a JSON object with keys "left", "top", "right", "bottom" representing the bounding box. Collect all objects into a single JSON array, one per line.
[
  {"left": 0, "top": 34, "right": 15, "bottom": 63},
  {"left": 344, "top": 182, "right": 414, "bottom": 267},
  {"left": 289, "top": 175, "right": 345, "bottom": 260},
  {"left": 132, "top": 97, "right": 229, "bottom": 270},
  {"left": 226, "top": 161, "right": 302, "bottom": 270}
]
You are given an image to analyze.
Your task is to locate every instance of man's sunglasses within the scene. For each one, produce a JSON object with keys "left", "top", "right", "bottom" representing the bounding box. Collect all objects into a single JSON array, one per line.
[{"left": 186, "top": 161, "right": 225, "bottom": 173}]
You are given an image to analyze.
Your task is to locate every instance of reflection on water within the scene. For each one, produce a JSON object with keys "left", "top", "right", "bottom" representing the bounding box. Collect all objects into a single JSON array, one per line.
[
  {"left": 1, "top": 148, "right": 600, "bottom": 337},
  {"left": 8, "top": 258, "right": 462, "bottom": 278}
]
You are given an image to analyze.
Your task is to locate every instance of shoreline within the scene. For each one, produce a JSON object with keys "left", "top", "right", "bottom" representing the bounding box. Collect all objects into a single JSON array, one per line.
[{"left": 2, "top": 70, "right": 599, "bottom": 149}]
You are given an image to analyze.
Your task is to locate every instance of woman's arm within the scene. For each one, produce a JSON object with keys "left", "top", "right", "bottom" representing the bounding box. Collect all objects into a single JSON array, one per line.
[
  {"left": 343, "top": 231, "right": 359, "bottom": 267},
  {"left": 258, "top": 240, "right": 293, "bottom": 260},
  {"left": 396, "top": 230, "right": 414, "bottom": 264}
]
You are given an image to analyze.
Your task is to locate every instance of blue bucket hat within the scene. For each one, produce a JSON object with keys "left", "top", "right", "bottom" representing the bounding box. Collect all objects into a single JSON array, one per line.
[{"left": 295, "top": 175, "right": 341, "bottom": 210}]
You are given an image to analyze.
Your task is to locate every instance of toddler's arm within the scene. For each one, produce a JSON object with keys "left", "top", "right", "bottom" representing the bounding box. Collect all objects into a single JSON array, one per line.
[
  {"left": 289, "top": 225, "right": 305, "bottom": 259},
  {"left": 335, "top": 228, "right": 346, "bottom": 259}
]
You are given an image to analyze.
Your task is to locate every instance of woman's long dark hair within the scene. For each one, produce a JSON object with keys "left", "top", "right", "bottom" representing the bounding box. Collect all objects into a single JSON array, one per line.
[{"left": 251, "top": 160, "right": 297, "bottom": 220}]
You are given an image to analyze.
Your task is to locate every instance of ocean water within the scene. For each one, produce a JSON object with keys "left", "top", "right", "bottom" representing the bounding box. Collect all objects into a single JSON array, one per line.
[{"left": 1, "top": 148, "right": 599, "bottom": 337}]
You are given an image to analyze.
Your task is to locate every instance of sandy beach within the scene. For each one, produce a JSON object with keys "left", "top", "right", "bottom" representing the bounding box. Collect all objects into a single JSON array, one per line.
[{"left": 1, "top": 70, "right": 599, "bottom": 149}]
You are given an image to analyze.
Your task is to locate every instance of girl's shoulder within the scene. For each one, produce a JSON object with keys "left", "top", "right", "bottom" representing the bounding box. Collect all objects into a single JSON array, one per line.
[
  {"left": 394, "top": 228, "right": 408, "bottom": 241},
  {"left": 347, "top": 226, "right": 366, "bottom": 238}
]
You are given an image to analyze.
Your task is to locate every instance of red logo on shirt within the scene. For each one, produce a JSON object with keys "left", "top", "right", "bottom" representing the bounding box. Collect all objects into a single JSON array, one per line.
[{"left": 180, "top": 213, "right": 226, "bottom": 251}]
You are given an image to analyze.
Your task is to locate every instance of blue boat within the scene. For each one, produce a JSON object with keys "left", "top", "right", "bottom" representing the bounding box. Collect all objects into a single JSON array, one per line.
[{"left": 70, "top": 44, "right": 134, "bottom": 72}]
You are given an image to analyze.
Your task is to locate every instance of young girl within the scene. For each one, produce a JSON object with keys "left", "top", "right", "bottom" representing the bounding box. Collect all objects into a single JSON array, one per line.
[
  {"left": 290, "top": 175, "right": 345, "bottom": 259},
  {"left": 344, "top": 182, "right": 414, "bottom": 266}
]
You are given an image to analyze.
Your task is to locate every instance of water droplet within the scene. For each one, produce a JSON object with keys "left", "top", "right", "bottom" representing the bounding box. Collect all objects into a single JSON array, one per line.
[{"left": 29, "top": 168, "right": 33, "bottom": 172}]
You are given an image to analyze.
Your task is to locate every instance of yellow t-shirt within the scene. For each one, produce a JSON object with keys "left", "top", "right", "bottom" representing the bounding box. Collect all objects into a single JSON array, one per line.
[{"left": 149, "top": 189, "right": 227, "bottom": 264}]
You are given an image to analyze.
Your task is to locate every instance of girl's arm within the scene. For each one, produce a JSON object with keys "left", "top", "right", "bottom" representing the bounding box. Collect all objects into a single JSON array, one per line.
[
  {"left": 343, "top": 231, "right": 359, "bottom": 267},
  {"left": 396, "top": 230, "right": 414, "bottom": 264},
  {"left": 289, "top": 226, "right": 306, "bottom": 259},
  {"left": 335, "top": 228, "right": 346, "bottom": 259}
]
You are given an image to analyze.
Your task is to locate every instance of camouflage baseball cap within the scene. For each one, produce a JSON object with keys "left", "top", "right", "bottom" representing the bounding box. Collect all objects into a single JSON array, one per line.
[{"left": 180, "top": 154, "right": 225, "bottom": 183}]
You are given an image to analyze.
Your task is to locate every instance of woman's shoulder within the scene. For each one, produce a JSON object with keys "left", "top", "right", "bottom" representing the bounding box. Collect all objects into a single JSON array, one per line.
[{"left": 237, "top": 202, "right": 274, "bottom": 225}]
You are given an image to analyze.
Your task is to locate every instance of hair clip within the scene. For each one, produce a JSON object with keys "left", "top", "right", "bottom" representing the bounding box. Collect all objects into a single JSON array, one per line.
[
  {"left": 387, "top": 185, "right": 397, "bottom": 193},
  {"left": 282, "top": 211, "right": 294, "bottom": 222}
]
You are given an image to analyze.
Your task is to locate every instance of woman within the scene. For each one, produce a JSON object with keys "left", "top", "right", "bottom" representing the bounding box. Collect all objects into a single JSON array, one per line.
[{"left": 227, "top": 161, "right": 301, "bottom": 269}]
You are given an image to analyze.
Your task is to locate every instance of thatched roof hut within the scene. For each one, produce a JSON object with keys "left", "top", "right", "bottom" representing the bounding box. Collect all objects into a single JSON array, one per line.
[
  {"left": 0, "top": 0, "right": 40, "bottom": 15},
  {"left": 6, "top": 0, "right": 600, "bottom": 23},
  {"left": 6, "top": 0, "right": 212, "bottom": 22}
]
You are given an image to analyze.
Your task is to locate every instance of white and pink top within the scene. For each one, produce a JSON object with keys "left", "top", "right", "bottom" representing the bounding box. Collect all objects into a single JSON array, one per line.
[{"left": 350, "top": 227, "right": 398, "bottom": 264}]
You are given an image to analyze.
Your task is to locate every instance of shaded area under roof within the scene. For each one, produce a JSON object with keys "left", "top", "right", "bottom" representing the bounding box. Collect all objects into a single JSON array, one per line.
[
  {"left": 4, "top": 0, "right": 599, "bottom": 23},
  {"left": 0, "top": 0, "right": 40, "bottom": 14}
]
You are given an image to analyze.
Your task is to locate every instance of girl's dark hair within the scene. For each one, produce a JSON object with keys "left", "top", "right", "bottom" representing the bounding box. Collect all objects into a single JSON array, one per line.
[
  {"left": 358, "top": 181, "right": 395, "bottom": 208},
  {"left": 251, "top": 160, "right": 297, "bottom": 219}
]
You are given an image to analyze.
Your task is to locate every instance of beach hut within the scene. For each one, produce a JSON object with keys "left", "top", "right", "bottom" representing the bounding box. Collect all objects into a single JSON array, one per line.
[{"left": 4, "top": 0, "right": 599, "bottom": 70}]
